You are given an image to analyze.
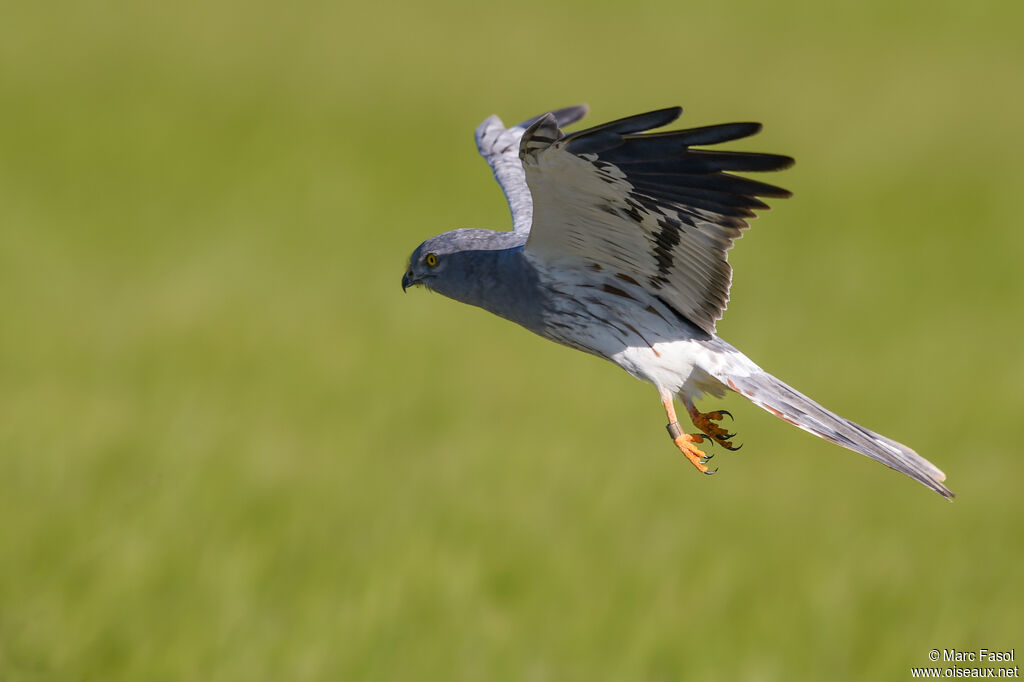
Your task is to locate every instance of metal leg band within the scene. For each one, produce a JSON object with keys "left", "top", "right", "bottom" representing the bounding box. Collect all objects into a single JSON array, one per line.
[{"left": 666, "top": 421, "right": 683, "bottom": 440}]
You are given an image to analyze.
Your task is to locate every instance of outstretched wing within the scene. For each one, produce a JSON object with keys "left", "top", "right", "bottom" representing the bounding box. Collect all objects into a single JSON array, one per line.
[
  {"left": 474, "top": 105, "right": 589, "bottom": 234},
  {"left": 520, "top": 107, "right": 793, "bottom": 335}
]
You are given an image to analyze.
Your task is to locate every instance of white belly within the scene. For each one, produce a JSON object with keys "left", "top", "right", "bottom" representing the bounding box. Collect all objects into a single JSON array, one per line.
[
  {"left": 611, "top": 339, "right": 722, "bottom": 396},
  {"left": 538, "top": 271, "right": 761, "bottom": 399}
]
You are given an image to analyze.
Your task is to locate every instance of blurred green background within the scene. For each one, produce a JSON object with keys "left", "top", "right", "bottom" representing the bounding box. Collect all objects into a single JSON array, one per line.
[{"left": 1, "top": 0, "right": 1021, "bottom": 679}]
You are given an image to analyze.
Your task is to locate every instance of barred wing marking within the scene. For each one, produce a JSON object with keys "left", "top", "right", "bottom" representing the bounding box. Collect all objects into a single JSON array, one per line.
[
  {"left": 474, "top": 105, "right": 589, "bottom": 234},
  {"left": 520, "top": 107, "right": 793, "bottom": 334}
]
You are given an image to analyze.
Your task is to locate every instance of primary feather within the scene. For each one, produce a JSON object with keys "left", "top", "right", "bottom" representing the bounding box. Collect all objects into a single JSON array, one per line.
[{"left": 520, "top": 107, "right": 792, "bottom": 335}]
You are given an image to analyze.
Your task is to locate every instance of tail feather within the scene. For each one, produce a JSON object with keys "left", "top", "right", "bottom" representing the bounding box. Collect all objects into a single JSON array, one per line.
[{"left": 724, "top": 371, "right": 954, "bottom": 500}]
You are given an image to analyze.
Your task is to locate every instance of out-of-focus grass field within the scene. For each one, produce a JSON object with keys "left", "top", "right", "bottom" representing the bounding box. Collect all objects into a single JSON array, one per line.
[{"left": 2, "top": 1, "right": 1022, "bottom": 679}]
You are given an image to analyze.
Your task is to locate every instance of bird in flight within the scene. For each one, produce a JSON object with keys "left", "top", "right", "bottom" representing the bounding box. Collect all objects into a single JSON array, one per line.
[{"left": 402, "top": 105, "right": 952, "bottom": 499}]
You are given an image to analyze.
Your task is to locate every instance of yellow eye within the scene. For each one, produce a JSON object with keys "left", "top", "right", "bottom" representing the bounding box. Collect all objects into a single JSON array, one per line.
[{"left": 425, "top": 253, "right": 438, "bottom": 267}]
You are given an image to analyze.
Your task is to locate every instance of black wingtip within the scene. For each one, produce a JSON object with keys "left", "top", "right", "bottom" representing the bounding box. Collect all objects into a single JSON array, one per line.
[
  {"left": 611, "top": 107, "right": 684, "bottom": 134},
  {"left": 640, "top": 121, "right": 764, "bottom": 146},
  {"left": 578, "top": 107, "right": 684, "bottom": 137},
  {"left": 551, "top": 104, "right": 589, "bottom": 128},
  {"left": 517, "top": 104, "right": 589, "bottom": 131},
  {"left": 770, "top": 155, "right": 796, "bottom": 171}
]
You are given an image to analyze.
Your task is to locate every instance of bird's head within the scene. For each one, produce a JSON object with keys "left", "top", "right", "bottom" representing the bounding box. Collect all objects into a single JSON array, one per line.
[
  {"left": 401, "top": 232, "right": 462, "bottom": 292},
  {"left": 402, "top": 228, "right": 522, "bottom": 294}
]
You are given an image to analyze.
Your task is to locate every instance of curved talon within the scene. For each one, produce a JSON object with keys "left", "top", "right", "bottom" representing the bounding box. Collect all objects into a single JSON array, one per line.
[
  {"left": 703, "top": 467, "right": 719, "bottom": 476},
  {"left": 690, "top": 407, "right": 738, "bottom": 446},
  {"left": 664, "top": 397, "right": 730, "bottom": 476},
  {"left": 723, "top": 442, "right": 743, "bottom": 452}
]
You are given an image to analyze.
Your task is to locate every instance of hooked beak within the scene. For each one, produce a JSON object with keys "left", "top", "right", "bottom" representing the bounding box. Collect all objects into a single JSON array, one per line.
[{"left": 401, "top": 270, "right": 417, "bottom": 292}]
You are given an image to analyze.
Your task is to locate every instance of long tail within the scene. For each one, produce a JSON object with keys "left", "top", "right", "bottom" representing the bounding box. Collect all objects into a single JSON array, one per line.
[{"left": 722, "top": 370, "right": 953, "bottom": 500}]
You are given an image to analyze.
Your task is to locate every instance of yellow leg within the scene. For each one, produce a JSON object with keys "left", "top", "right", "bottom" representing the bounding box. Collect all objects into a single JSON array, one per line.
[
  {"left": 686, "top": 402, "right": 740, "bottom": 451},
  {"left": 662, "top": 395, "right": 717, "bottom": 474}
]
